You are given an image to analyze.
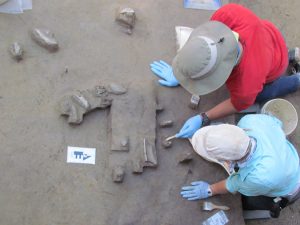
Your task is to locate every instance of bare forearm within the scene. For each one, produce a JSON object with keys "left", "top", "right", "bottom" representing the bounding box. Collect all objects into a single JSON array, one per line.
[
  {"left": 205, "top": 98, "right": 237, "bottom": 121},
  {"left": 210, "top": 179, "right": 229, "bottom": 196}
]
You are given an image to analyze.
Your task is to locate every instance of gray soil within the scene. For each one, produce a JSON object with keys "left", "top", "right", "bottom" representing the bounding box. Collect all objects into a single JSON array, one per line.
[{"left": 0, "top": 0, "right": 299, "bottom": 225}]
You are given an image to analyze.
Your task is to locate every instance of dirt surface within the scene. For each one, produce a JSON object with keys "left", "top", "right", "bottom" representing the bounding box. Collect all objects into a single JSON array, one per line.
[{"left": 0, "top": 0, "right": 299, "bottom": 225}]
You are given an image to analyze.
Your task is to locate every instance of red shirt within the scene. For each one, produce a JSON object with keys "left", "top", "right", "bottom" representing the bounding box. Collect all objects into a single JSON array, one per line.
[{"left": 211, "top": 4, "right": 288, "bottom": 111}]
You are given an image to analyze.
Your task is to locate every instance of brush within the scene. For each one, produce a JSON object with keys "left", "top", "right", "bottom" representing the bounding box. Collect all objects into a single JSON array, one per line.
[{"left": 202, "top": 201, "right": 230, "bottom": 211}]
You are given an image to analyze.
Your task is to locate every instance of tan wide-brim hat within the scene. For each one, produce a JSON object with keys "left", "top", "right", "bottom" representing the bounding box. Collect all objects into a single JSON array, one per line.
[
  {"left": 172, "top": 21, "right": 238, "bottom": 96},
  {"left": 0, "top": 0, "right": 8, "bottom": 5}
]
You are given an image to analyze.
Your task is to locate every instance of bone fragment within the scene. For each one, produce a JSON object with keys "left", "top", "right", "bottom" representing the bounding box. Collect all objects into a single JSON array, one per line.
[
  {"left": 31, "top": 28, "right": 59, "bottom": 52},
  {"left": 112, "top": 166, "right": 125, "bottom": 183},
  {"left": 159, "top": 120, "right": 173, "bottom": 128}
]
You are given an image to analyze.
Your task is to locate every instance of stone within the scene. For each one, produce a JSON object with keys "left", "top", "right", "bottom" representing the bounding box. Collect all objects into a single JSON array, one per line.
[
  {"left": 10, "top": 42, "right": 24, "bottom": 61},
  {"left": 115, "top": 7, "right": 136, "bottom": 34},
  {"left": 31, "top": 28, "right": 59, "bottom": 52},
  {"left": 132, "top": 159, "right": 144, "bottom": 174},
  {"left": 177, "top": 152, "right": 193, "bottom": 164},
  {"left": 107, "top": 83, "right": 127, "bottom": 95},
  {"left": 189, "top": 94, "right": 201, "bottom": 110},
  {"left": 159, "top": 120, "right": 173, "bottom": 128},
  {"left": 116, "top": 7, "right": 136, "bottom": 28},
  {"left": 112, "top": 166, "right": 125, "bottom": 183},
  {"left": 162, "top": 138, "right": 172, "bottom": 149},
  {"left": 59, "top": 87, "right": 112, "bottom": 124},
  {"left": 156, "top": 103, "right": 164, "bottom": 112},
  {"left": 94, "top": 85, "right": 107, "bottom": 97}
]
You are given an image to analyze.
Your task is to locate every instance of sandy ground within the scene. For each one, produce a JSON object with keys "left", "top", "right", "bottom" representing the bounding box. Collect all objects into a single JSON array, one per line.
[{"left": 0, "top": 0, "right": 299, "bottom": 225}]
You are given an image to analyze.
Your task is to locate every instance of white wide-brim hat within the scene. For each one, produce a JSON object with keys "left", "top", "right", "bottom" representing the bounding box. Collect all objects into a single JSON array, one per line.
[{"left": 190, "top": 124, "right": 250, "bottom": 174}]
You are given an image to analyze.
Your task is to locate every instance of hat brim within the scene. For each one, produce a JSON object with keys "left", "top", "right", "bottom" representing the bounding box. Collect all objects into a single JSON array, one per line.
[
  {"left": 190, "top": 126, "right": 233, "bottom": 175},
  {"left": 173, "top": 21, "right": 238, "bottom": 96}
]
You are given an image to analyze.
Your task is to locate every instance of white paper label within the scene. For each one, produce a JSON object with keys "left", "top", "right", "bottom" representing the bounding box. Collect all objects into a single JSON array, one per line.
[
  {"left": 67, "top": 146, "right": 96, "bottom": 165},
  {"left": 203, "top": 210, "right": 229, "bottom": 225}
]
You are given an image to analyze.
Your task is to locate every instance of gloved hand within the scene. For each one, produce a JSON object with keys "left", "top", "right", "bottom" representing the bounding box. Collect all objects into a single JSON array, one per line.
[
  {"left": 181, "top": 181, "right": 211, "bottom": 201},
  {"left": 176, "top": 115, "right": 203, "bottom": 138},
  {"left": 150, "top": 60, "right": 179, "bottom": 87}
]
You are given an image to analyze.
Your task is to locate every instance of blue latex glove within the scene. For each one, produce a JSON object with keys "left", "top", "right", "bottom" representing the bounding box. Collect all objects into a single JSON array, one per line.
[
  {"left": 150, "top": 60, "right": 179, "bottom": 87},
  {"left": 180, "top": 181, "right": 211, "bottom": 201},
  {"left": 176, "top": 115, "right": 203, "bottom": 138}
]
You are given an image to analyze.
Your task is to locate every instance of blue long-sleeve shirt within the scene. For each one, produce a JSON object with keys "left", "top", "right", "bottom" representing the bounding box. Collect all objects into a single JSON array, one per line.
[{"left": 226, "top": 114, "right": 300, "bottom": 197}]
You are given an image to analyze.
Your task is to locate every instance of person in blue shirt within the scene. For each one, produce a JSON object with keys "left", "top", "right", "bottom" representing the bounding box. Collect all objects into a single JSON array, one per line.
[{"left": 180, "top": 114, "right": 300, "bottom": 217}]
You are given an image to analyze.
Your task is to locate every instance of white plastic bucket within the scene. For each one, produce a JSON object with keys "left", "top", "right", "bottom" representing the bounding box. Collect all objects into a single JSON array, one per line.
[{"left": 261, "top": 98, "right": 298, "bottom": 136}]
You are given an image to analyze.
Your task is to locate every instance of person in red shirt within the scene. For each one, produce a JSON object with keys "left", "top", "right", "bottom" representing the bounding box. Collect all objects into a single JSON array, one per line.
[{"left": 150, "top": 3, "right": 300, "bottom": 138}]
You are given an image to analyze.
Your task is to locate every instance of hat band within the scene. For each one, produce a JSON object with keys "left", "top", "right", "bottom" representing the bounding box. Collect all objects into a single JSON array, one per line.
[
  {"left": 236, "top": 137, "right": 256, "bottom": 168},
  {"left": 191, "top": 36, "right": 218, "bottom": 79}
]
